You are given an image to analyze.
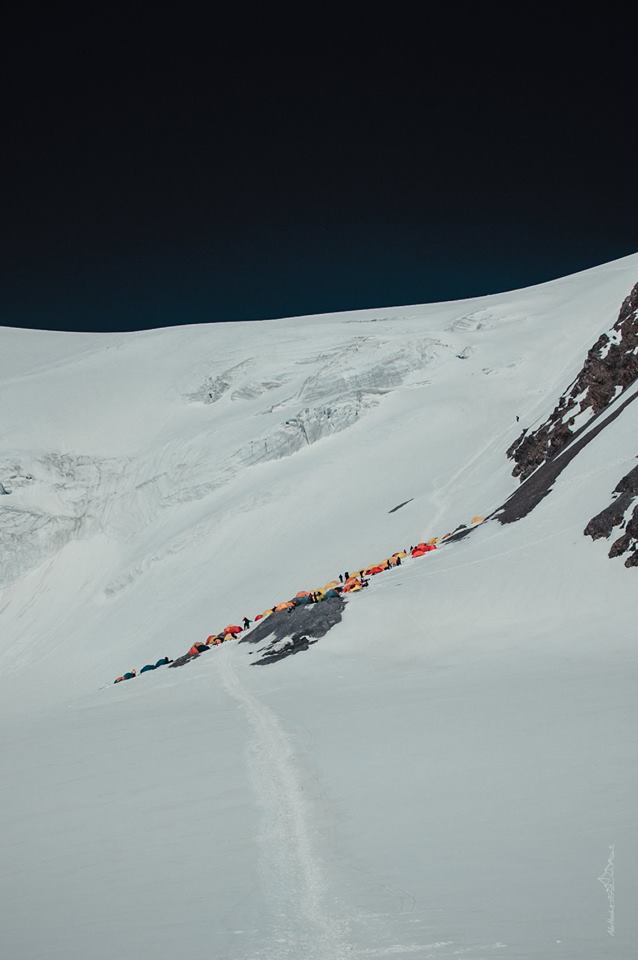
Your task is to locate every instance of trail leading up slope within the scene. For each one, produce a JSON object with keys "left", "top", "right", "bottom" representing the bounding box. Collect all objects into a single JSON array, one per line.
[{"left": 219, "top": 645, "right": 351, "bottom": 959}]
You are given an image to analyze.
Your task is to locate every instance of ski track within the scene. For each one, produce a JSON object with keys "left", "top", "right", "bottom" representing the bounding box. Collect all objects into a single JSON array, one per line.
[{"left": 218, "top": 645, "right": 352, "bottom": 960}]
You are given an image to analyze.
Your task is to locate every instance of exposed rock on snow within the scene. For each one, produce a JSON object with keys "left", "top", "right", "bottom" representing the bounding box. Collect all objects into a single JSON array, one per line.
[
  {"left": 496, "top": 390, "right": 638, "bottom": 525},
  {"left": 240, "top": 597, "right": 346, "bottom": 662},
  {"left": 508, "top": 282, "right": 638, "bottom": 481},
  {"left": 388, "top": 498, "right": 413, "bottom": 513},
  {"left": 585, "top": 462, "right": 638, "bottom": 567},
  {"left": 251, "top": 633, "right": 319, "bottom": 665}
]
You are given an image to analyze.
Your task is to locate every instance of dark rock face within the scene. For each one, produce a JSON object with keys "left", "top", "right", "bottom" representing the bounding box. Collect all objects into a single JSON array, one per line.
[
  {"left": 240, "top": 597, "right": 345, "bottom": 664},
  {"left": 388, "top": 498, "right": 413, "bottom": 514},
  {"left": 251, "top": 634, "right": 318, "bottom": 665},
  {"left": 585, "top": 464, "right": 638, "bottom": 567},
  {"left": 508, "top": 283, "right": 638, "bottom": 481},
  {"left": 496, "top": 392, "right": 638, "bottom": 524}
]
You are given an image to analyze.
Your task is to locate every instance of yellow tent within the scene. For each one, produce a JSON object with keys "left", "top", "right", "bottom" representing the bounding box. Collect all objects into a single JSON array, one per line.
[
  {"left": 426, "top": 537, "right": 438, "bottom": 546},
  {"left": 322, "top": 580, "right": 340, "bottom": 591},
  {"left": 471, "top": 515, "right": 485, "bottom": 525}
]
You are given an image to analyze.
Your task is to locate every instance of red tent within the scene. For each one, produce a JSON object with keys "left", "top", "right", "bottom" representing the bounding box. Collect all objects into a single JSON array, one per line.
[{"left": 224, "top": 624, "right": 243, "bottom": 635}]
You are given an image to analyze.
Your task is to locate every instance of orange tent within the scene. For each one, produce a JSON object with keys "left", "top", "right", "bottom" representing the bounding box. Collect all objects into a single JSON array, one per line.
[
  {"left": 224, "top": 624, "right": 243, "bottom": 635},
  {"left": 205, "top": 635, "right": 216, "bottom": 645},
  {"left": 275, "top": 601, "right": 294, "bottom": 611},
  {"left": 343, "top": 581, "right": 362, "bottom": 592},
  {"left": 426, "top": 537, "right": 438, "bottom": 546},
  {"left": 295, "top": 590, "right": 311, "bottom": 598},
  {"left": 471, "top": 515, "right": 485, "bottom": 525}
]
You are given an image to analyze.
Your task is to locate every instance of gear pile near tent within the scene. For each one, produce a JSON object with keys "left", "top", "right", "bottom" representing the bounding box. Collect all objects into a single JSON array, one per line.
[{"left": 111, "top": 514, "right": 487, "bottom": 683}]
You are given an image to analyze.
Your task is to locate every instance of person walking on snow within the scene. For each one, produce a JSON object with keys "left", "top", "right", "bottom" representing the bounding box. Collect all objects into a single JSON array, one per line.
[{"left": 243, "top": 616, "right": 252, "bottom": 630}]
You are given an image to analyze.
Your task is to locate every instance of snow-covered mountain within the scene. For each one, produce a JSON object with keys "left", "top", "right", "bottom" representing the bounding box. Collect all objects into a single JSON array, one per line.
[{"left": 1, "top": 255, "right": 637, "bottom": 960}]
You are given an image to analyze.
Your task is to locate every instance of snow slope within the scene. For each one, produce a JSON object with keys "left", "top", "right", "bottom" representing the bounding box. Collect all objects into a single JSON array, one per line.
[{"left": 1, "top": 255, "right": 637, "bottom": 959}]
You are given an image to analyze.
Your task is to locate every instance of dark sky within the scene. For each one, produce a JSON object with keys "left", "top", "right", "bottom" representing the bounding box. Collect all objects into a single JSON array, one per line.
[{"left": 1, "top": 40, "right": 637, "bottom": 332}]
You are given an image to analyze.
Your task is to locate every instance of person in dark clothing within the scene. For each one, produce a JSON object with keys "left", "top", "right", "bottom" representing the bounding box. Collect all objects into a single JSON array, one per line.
[
  {"left": 243, "top": 617, "right": 252, "bottom": 630},
  {"left": 339, "top": 574, "right": 343, "bottom": 582},
  {"left": 395, "top": 555, "right": 401, "bottom": 566},
  {"left": 344, "top": 571, "right": 349, "bottom": 580}
]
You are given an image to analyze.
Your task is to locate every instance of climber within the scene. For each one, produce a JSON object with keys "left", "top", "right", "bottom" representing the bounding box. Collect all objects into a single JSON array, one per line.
[
  {"left": 395, "top": 555, "right": 401, "bottom": 566},
  {"left": 243, "top": 616, "right": 252, "bottom": 630}
]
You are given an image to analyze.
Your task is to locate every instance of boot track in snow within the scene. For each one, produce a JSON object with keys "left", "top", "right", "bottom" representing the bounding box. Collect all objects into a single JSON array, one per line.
[{"left": 218, "top": 644, "right": 352, "bottom": 960}]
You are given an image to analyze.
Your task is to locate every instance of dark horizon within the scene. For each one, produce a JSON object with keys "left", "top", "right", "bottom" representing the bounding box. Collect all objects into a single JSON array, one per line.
[{"left": 2, "top": 46, "right": 637, "bottom": 333}]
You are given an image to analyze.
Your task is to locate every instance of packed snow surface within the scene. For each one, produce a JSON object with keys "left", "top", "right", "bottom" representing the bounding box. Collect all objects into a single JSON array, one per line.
[{"left": 2, "top": 255, "right": 638, "bottom": 959}]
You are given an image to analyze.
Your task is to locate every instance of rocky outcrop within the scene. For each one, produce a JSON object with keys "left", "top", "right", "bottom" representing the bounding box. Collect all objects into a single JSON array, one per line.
[
  {"left": 585, "top": 463, "right": 638, "bottom": 567},
  {"left": 240, "top": 597, "right": 345, "bottom": 664},
  {"left": 508, "top": 283, "right": 638, "bottom": 481}
]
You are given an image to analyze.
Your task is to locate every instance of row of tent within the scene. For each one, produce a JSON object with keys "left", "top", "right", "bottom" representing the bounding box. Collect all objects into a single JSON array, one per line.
[{"left": 112, "top": 517, "right": 485, "bottom": 683}]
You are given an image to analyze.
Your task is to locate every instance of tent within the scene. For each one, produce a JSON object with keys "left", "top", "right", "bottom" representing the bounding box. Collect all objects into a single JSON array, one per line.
[
  {"left": 322, "top": 588, "right": 340, "bottom": 600},
  {"left": 293, "top": 595, "right": 312, "bottom": 605},
  {"left": 412, "top": 543, "right": 436, "bottom": 557},
  {"left": 275, "top": 601, "right": 294, "bottom": 611},
  {"left": 295, "top": 590, "right": 310, "bottom": 598},
  {"left": 224, "top": 624, "right": 243, "bottom": 635},
  {"left": 322, "top": 580, "right": 340, "bottom": 591},
  {"left": 471, "top": 515, "right": 485, "bottom": 525}
]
